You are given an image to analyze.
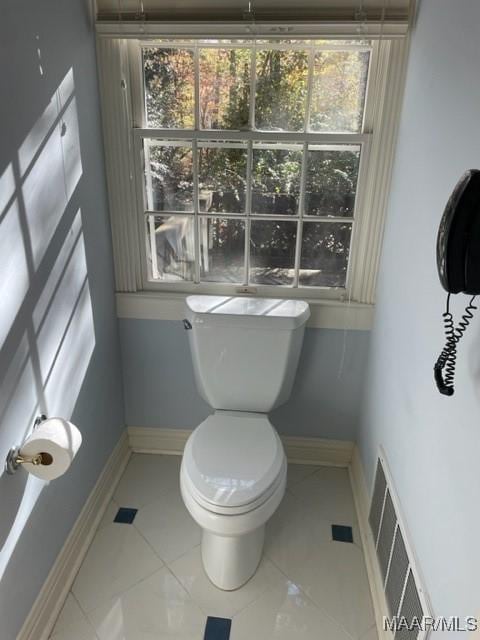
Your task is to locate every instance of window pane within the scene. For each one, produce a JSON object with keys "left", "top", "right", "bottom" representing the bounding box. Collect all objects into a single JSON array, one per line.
[
  {"left": 309, "top": 50, "right": 370, "bottom": 133},
  {"left": 146, "top": 215, "right": 195, "bottom": 282},
  {"left": 300, "top": 221, "right": 352, "bottom": 287},
  {"left": 200, "top": 217, "right": 245, "bottom": 283},
  {"left": 250, "top": 220, "right": 297, "bottom": 285},
  {"left": 255, "top": 50, "right": 308, "bottom": 131},
  {"left": 145, "top": 140, "right": 193, "bottom": 212},
  {"left": 143, "top": 48, "right": 195, "bottom": 128},
  {"left": 305, "top": 145, "right": 360, "bottom": 217},
  {"left": 198, "top": 143, "right": 247, "bottom": 213},
  {"left": 252, "top": 144, "right": 302, "bottom": 215},
  {"left": 199, "top": 48, "right": 251, "bottom": 129}
]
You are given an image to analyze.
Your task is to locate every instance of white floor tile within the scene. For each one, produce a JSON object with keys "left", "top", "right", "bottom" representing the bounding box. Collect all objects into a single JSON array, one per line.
[
  {"left": 89, "top": 567, "right": 206, "bottom": 640},
  {"left": 72, "top": 522, "right": 163, "bottom": 613},
  {"left": 311, "top": 542, "right": 375, "bottom": 638},
  {"left": 230, "top": 580, "right": 352, "bottom": 640},
  {"left": 267, "top": 490, "right": 310, "bottom": 528},
  {"left": 360, "top": 625, "right": 379, "bottom": 640},
  {"left": 266, "top": 492, "right": 333, "bottom": 558},
  {"left": 87, "top": 567, "right": 205, "bottom": 640},
  {"left": 134, "top": 491, "right": 201, "bottom": 563},
  {"left": 266, "top": 484, "right": 374, "bottom": 638},
  {"left": 113, "top": 454, "right": 181, "bottom": 509},
  {"left": 50, "top": 593, "right": 98, "bottom": 640},
  {"left": 50, "top": 625, "right": 98, "bottom": 640},
  {"left": 169, "top": 547, "right": 286, "bottom": 619},
  {"left": 98, "top": 500, "right": 120, "bottom": 530},
  {"left": 61, "top": 456, "right": 378, "bottom": 640},
  {"left": 270, "top": 533, "right": 374, "bottom": 638},
  {"left": 288, "top": 466, "right": 358, "bottom": 526},
  {"left": 269, "top": 486, "right": 361, "bottom": 549},
  {"left": 286, "top": 464, "right": 321, "bottom": 489}
]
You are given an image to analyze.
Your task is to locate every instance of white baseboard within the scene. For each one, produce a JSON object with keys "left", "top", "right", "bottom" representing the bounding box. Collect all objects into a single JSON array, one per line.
[
  {"left": 127, "top": 427, "right": 192, "bottom": 456},
  {"left": 17, "top": 431, "right": 131, "bottom": 640},
  {"left": 349, "top": 445, "right": 392, "bottom": 640},
  {"left": 282, "top": 435, "right": 353, "bottom": 466},
  {"left": 127, "top": 426, "right": 354, "bottom": 467}
]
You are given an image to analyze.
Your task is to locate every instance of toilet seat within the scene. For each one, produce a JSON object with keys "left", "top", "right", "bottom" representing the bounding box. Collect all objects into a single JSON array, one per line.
[
  {"left": 180, "top": 459, "right": 287, "bottom": 537},
  {"left": 182, "top": 412, "right": 285, "bottom": 515},
  {"left": 181, "top": 458, "right": 286, "bottom": 516}
]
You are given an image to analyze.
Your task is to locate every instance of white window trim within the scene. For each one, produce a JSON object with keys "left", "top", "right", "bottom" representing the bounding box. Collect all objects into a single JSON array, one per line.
[
  {"left": 95, "top": 20, "right": 409, "bottom": 40},
  {"left": 116, "top": 291, "right": 375, "bottom": 330},
  {"left": 96, "top": 31, "right": 408, "bottom": 322}
]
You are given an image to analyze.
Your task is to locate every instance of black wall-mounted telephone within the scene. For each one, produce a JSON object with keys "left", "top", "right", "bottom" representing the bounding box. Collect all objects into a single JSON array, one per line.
[{"left": 434, "top": 169, "right": 480, "bottom": 395}]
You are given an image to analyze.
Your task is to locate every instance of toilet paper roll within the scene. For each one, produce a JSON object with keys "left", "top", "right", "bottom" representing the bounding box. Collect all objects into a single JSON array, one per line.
[{"left": 20, "top": 417, "right": 82, "bottom": 480}]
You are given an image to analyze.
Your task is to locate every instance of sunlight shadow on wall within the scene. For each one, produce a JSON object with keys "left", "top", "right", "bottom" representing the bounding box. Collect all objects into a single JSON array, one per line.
[
  {"left": 34, "top": 211, "right": 95, "bottom": 417},
  {"left": 0, "top": 68, "right": 95, "bottom": 581},
  {"left": 21, "top": 69, "right": 82, "bottom": 271},
  {"left": 0, "top": 475, "right": 45, "bottom": 582},
  {"left": 0, "top": 335, "right": 39, "bottom": 460},
  {"left": 0, "top": 164, "right": 30, "bottom": 349},
  {"left": 0, "top": 69, "right": 81, "bottom": 350},
  {"left": 0, "top": 210, "right": 95, "bottom": 581}
]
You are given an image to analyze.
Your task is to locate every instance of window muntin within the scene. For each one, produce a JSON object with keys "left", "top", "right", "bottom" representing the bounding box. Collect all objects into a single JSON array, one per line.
[{"left": 139, "top": 40, "right": 372, "bottom": 292}]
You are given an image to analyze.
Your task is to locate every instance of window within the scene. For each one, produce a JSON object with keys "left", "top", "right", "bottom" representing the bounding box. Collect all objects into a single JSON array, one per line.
[
  {"left": 131, "top": 39, "right": 374, "bottom": 296},
  {"left": 97, "top": 32, "right": 406, "bottom": 306}
]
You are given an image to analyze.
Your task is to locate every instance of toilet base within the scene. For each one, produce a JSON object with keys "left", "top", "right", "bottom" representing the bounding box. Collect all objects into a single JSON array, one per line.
[{"left": 201, "top": 525, "right": 265, "bottom": 590}]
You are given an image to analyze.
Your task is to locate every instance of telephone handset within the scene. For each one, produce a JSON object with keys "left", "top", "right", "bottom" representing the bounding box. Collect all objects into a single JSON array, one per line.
[{"left": 434, "top": 169, "right": 480, "bottom": 395}]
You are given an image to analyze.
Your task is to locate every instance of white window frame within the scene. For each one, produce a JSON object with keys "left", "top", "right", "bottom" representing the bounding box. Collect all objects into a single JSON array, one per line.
[
  {"left": 96, "top": 32, "right": 408, "bottom": 312},
  {"left": 130, "top": 39, "right": 374, "bottom": 301}
]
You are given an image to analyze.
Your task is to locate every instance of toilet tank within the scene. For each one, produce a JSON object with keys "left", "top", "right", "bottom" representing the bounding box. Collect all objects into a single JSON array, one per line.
[{"left": 184, "top": 296, "right": 310, "bottom": 412}]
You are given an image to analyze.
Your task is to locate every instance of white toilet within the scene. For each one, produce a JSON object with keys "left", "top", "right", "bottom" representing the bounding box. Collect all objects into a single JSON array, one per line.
[{"left": 180, "top": 295, "right": 310, "bottom": 590}]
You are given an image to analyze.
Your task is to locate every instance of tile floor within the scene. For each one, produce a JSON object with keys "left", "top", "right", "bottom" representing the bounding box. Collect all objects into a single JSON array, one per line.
[{"left": 49, "top": 454, "right": 377, "bottom": 640}]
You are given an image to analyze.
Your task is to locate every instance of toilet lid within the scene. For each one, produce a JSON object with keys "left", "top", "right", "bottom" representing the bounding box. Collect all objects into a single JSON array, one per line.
[{"left": 183, "top": 413, "right": 285, "bottom": 509}]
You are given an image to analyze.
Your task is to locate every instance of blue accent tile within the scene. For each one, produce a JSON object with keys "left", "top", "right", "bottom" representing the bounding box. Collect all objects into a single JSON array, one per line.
[
  {"left": 114, "top": 507, "right": 138, "bottom": 524},
  {"left": 204, "top": 616, "right": 232, "bottom": 640},
  {"left": 332, "top": 524, "right": 353, "bottom": 543}
]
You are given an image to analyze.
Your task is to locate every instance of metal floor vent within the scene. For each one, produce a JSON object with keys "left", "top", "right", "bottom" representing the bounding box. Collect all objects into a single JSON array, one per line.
[{"left": 369, "top": 454, "right": 431, "bottom": 640}]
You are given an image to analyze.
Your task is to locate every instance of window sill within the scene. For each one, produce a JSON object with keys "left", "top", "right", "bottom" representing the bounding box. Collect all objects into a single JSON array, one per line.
[{"left": 116, "top": 291, "right": 374, "bottom": 330}]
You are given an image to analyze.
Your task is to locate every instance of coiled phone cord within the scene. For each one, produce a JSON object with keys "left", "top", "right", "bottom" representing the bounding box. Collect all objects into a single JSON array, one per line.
[{"left": 434, "top": 293, "right": 477, "bottom": 395}]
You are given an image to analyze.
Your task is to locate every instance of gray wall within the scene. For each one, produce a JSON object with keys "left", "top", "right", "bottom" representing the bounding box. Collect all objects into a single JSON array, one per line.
[
  {"left": 0, "top": 1, "right": 124, "bottom": 637},
  {"left": 358, "top": 0, "right": 480, "bottom": 627},
  {"left": 120, "top": 319, "right": 370, "bottom": 440}
]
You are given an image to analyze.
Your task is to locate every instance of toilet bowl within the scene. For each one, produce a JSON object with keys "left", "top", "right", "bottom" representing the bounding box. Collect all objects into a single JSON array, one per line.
[
  {"left": 180, "top": 411, "right": 287, "bottom": 590},
  {"left": 181, "top": 295, "right": 309, "bottom": 590}
]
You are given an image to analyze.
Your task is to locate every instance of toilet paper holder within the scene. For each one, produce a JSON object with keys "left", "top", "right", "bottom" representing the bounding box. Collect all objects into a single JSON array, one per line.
[{"left": 5, "top": 415, "right": 52, "bottom": 475}]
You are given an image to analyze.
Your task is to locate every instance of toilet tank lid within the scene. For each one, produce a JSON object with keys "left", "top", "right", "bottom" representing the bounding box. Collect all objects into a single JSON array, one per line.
[{"left": 185, "top": 295, "right": 310, "bottom": 329}]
